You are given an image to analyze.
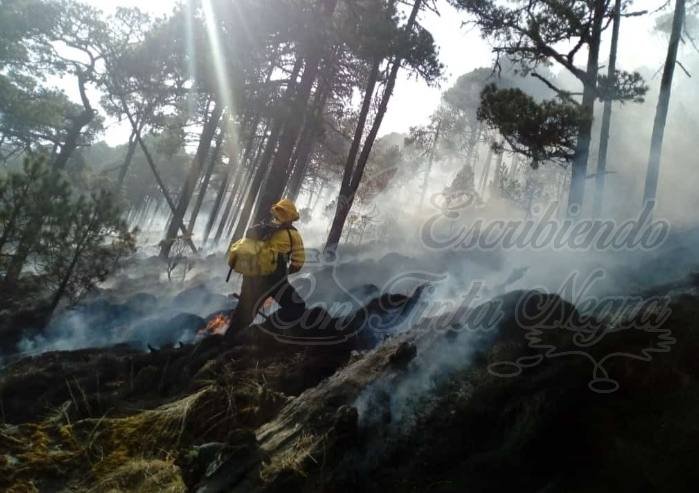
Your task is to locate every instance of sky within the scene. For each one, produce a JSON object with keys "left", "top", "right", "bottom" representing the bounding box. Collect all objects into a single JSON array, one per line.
[{"left": 79, "top": 0, "right": 673, "bottom": 146}]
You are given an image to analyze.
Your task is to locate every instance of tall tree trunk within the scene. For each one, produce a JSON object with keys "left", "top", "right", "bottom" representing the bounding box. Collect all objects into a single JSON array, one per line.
[
  {"left": 286, "top": 128, "right": 317, "bottom": 202},
  {"left": 0, "top": 179, "right": 32, "bottom": 255},
  {"left": 323, "top": 59, "right": 381, "bottom": 253},
  {"left": 492, "top": 143, "right": 505, "bottom": 191},
  {"left": 420, "top": 120, "right": 441, "bottom": 206},
  {"left": 115, "top": 95, "right": 197, "bottom": 252},
  {"left": 568, "top": 0, "right": 604, "bottom": 213},
  {"left": 252, "top": 58, "right": 323, "bottom": 221},
  {"left": 230, "top": 58, "right": 304, "bottom": 243},
  {"left": 304, "top": 175, "right": 317, "bottom": 209},
  {"left": 3, "top": 221, "right": 39, "bottom": 285},
  {"left": 467, "top": 122, "right": 482, "bottom": 167},
  {"left": 135, "top": 135, "right": 197, "bottom": 252},
  {"left": 207, "top": 46, "right": 277, "bottom": 238},
  {"left": 45, "top": 217, "right": 95, "bottom": 318},
  {"left": 122, "top": 109, "right": 197, "bottom": 253},
  {"left": 5, "top": 74, "right": 95, "bottom": 283},
  {"left": 252, "top": 0, "right": 338, "bottom": 223},
  {"left": 160, "top": 102, "right": 223, "bottom": 258},
  {"left": 203, "top": 161, "right": 234, "bottom": 245},
  {"left": 325, "top": 0, "right": 422, "bottom": 253},
  {"left": 230, "top": 156, "right": 266, "bottom": 241},
  {"left": 478, "top": 142, "right": 494, "bottom": 193},
  {"left": 229, "top": 119, "right": 283, "bottom": 241},
  {"left": 342, "top": 60, "right": 380, "bottom": 205},
  {"left": 116, "top": 129, "right": 138, "bottom": 190},
  {"left": 216, "top": 126, "right": 272, "bottom": 246},
  {"left": 593, "top": 0, "right": 621, "bottom": 217},
  {"left": 312, "top": 178, "right": 325, "bottom": 210},
  {"left": 116, "top": 110, "right": 150, "bottom": 191},
  {"left": 287, "top": 61, "right": 336, "bottom": 201},
  {"left": 207, "top": 117, "right": 269, "bottom": 246},
  {"left": 187, "top": 127, "right": 224, "bottom": 237},
  {"left": 643, "top": 0, "right": 685, "bottom": 209},
  {"left": 53, "top": 72, "right": 94, "bottom": 171},
  {"left": 226, "top": 153, "right": 263, "bottom": 237},
  {"left": 212, "top": 142, "right": 259, "bottom": 246}
]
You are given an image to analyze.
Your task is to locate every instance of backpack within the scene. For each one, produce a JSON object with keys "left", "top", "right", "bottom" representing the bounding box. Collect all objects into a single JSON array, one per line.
[{"left": 227, "top": 223, "right": 294, "bottom": 277}]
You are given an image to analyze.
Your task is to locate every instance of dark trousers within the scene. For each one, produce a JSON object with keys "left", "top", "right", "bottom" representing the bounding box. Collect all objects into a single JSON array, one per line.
[{"left": 227, "top": 270, "right": 305, "bottom": 334}]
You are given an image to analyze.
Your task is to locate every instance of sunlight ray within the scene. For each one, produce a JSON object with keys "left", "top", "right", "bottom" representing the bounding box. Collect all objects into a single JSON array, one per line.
[
  {"left": 201, "top": 0, "right": 242, "bottom": 185},
  {"left": 184, "top": 0, "right": 199, "bottom": 120},
  {"left": 229, "top": 0, "right": 257, "bottom": 49}
]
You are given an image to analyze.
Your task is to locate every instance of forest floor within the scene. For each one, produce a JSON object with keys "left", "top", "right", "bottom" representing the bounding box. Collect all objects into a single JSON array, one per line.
[{"left": 2, "top": 236, "right": 699, "bottom": 492}]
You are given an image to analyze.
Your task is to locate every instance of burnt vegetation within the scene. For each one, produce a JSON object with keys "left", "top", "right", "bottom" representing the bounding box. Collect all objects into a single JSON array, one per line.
[{"left": 2, "top": 0, "right": 699, "bottom": 491}]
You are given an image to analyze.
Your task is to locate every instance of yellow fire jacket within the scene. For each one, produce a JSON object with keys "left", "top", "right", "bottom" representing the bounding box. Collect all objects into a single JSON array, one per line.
[
  {"left": 267, "top": 227, "right": 305, "bottom": 272},
  {"left": 269, "top": 198, "right": 305, "bottom": 271}
]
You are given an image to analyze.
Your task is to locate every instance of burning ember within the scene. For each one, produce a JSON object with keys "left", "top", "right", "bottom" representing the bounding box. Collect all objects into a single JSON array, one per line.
[{"left": 199, "top": 313, "right": 230, "bottom": 336}]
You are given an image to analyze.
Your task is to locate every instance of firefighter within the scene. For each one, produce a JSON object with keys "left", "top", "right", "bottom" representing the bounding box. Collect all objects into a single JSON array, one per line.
[{"left": 227, "top": 199, "right": 306, "bottom": 334}]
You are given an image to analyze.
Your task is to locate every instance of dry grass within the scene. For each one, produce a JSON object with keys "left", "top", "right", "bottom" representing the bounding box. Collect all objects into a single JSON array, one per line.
[
  {"left": 0, "top": 422, "right": 82, "bottom": 489},
  {"left": 0, "top": 385, "right": 240, "bottom": 491},
  {"left": 87, "top": 458, "right": 186, "bottom": 493},
  {"left": 91, "top": 389, "right": 209, "bottom": 461},
  {"left": 260, "top": 431, "right": 324, "bottom": 481}
]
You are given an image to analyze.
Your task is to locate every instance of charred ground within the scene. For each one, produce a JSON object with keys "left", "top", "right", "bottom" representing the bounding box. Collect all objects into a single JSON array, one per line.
[{"left": 2, "top": 258, "right": 699, "bottom": 492}]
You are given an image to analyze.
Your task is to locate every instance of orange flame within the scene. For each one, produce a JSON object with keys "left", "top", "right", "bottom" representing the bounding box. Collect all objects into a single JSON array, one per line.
[{"left": 199, "top": 313, "right": 230, "bottom": 336}]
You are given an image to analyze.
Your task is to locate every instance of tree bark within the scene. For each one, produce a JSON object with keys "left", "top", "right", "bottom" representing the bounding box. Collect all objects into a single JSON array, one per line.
[
  {"left": 160, "top": 102, "right": 223, "bottom": 257},
  {"left": 0, "top": 179, "right": 32, "bottom": 255},
  {"left": 252, "top": 0, "right": 338, "bottom": 223},
  {"left": 324, "top": 0, "right": 422, "bottom": 253},
  {"left": 45, "top": 213, "right": 96, "bottom": 318},
  {"left": 567, "top": 0, "right": 604, "bottom": 213},
  {"left": 312, "top": 178, "right": 325, "bottom": 210},
  {"left": 53, "top": 72, "right": 94, "bottom": 171},
  {"left": 286, "top": 124, "right": 317, "bottom": 202},
  {"left": 229, "top": 118, "right": 284, "bottom": 241},
  {"left": 6, "top": 73, "right": 95, "bottom": 283},
  {"left": 593, "top": 0, "right": 621, "bottom": 217},
  {"left": 478, "top": 142, "right": 494, "bottom": 194},
  {"left": 131, "top": 130, "right": 197, "bottom": 253},
  {"left": 215, "top": 122, "right": 273, "bottom": 246},
  {"left": 287, "top": 61, "right": 336, "bottom": 201},
  {"left": 230, "top": 58, "right": 304, "bottom": 243},
  {"left": 203, "top": 160, "right": 233, "bottom": 245},
  {"left": 253, "top": 57, "right": 324, "bottom": 222},
  {"left": 225, "top": 156, "right": 260, "bottom": 238},
  {"left": 207, "top": 115, "right": 269, "bottom": 246},
  {"left": 492, "top": 144, "right": 505, "bottom": 190},
  {"left": 116, "top": 95, "right": 197, "bottom": 252},
  {"left": 643, "top": 0, "right": 685, "bottom": 209},
  {"left": 187, "top": 127, "right": 224, "bottom": 237},
  {"left": 116, "top": 129, "right": 138, "bottom": 190},
  {"left": 213, "top": 47, "right": 277, "bottom": 232},
  {"left": 213, "top": 139, "right": 262, "bottom": 245},
  {"left": 420, "top": 120, "right": 441, "bottom": 206},
  {"left": 116, "top": 108, "right": 150, "bottom": 192},
  {"left": 3, "top": 222, "right": 39, "bottom": 285},
  {"left": 323, "top": 59, "right": 381, "bottom": 252}
]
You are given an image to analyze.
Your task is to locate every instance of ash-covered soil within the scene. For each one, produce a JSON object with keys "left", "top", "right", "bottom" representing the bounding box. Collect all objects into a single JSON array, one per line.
[
  {"left": 2, "top": 264, "right": 699, "bottom": 492},
  {"left": 4, "top": 231, "right": 699, "bottom": 492}
]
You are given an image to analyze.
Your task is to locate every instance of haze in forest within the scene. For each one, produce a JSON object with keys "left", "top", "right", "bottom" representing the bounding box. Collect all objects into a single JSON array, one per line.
[
  {"left": 2, "top": 0, "right": 698, "bottom": 337},
  {"left": 5, "top": 1, "right": 699, "bottom": 490}
]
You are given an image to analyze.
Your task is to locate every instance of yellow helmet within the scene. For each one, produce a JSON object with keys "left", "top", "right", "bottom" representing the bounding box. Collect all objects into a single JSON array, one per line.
[{"left": 270, "top": 198, "right": 300, "bottom": 223}]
